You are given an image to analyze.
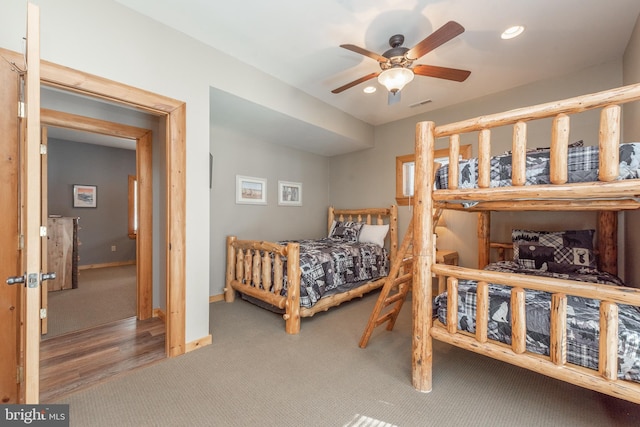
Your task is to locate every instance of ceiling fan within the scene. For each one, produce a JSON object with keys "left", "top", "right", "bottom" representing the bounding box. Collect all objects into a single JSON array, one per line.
[{"left": 332, "top": 21, "right": 471, "bottom": 100}]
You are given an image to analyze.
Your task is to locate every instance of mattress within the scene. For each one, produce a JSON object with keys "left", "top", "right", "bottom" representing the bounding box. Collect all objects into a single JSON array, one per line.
[
  {"left": 434, "top": 261, "right": 640, "bottom": 383},
  {"left": 435, "top": 142, "right": 640, "bottom": 190},
  {"left": 278, "top": 238, "right": 389, "bottom": 308}
]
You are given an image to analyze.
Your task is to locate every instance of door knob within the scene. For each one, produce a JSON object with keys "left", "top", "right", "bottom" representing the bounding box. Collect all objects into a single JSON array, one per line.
[
  {"left": 6, "top": 272, "right": 56, "bottom": 285},
  {"left": 6, "top": 275, "right": 25, "bottom": 285}
]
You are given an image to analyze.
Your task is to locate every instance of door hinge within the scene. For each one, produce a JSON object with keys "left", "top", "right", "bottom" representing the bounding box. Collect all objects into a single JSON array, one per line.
[
  {"left": 18, "top": 234, "right": 24, "bottom": 250},
  {"left": 18, "top": 101, "right": 25, "bottom": 118},
  {"left": 17, "top": 366, "right": 23, "bottom": 384},
  {"left": 40, "top": 226, "right": 47, "bottom": 237},
  {"left": 40, "top": 308, "right": 47, "bottom": 319},
  {"left": 40, "top": 144, "right": 47, "bottom": 155}
]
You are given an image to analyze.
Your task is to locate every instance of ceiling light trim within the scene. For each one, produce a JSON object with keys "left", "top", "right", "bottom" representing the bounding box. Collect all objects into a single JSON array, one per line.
[{"left": 377, "top": 68, "right": 414, "bottom": 93}]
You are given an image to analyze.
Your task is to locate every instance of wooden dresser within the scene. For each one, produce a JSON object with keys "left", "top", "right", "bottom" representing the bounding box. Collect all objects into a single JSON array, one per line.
[{"left": 46, "top": 216, "right": 79, "bottom": 291}]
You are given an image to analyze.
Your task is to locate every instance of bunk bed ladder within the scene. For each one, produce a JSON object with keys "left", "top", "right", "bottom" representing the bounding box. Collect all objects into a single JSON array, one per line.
[{"left": 359, "top": 219, "right": 414, "bottom": 348}]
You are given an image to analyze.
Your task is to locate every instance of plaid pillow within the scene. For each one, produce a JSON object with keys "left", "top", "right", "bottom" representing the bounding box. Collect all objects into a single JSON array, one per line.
[
  {"left": 512, "top": 229, "right": 596, "bottom": 270},
  {"left": 516, "top": 243, "right": 555, "bottom": 269},
  {"left": 329, "top": 221, "right": 362, "bottom": 243}
]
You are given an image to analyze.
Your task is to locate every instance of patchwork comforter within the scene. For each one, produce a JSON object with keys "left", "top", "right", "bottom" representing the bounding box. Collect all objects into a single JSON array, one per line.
[
  {"left": 435, "top": 142, "right": 640, "bottom": 190},
  {"left": 434, "top": 261, "right": 640, "bottom": 382},
  {"left": 279, "top": 238, "right": 389, "bottom": 308}
]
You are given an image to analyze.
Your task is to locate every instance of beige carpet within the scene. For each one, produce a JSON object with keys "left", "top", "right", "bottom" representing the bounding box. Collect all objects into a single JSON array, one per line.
[
  {"left": 44, "top": 265, "right": 136, "bottom": 339},
  {"left": 56, "top": 291, "right": 640, "bottom": 427}
]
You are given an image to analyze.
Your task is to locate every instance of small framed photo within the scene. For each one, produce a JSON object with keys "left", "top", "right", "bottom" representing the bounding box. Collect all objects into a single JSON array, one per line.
[
  {"left": 278, "top": 181, "right": 302, "bottom": 206},
  {"left": 236, "top": 175, "right": 267, "bottom": 205},
  {"left": 73, "top": 184, "right": 97, "bottom": 208}
]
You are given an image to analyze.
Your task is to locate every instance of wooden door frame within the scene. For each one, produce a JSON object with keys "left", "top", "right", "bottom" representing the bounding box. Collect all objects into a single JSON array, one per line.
[
  {"left": 0, "top": 42, "right": 22, "bottom": 406},
  {"left": 23, "top": 4, "right": 42, "bottom": 402},
  {"left": 40, "top": 109, "right": 154, "bottom": 321},
  {"left": 0, "top": 48, "right": 187, "bottom": 358}
]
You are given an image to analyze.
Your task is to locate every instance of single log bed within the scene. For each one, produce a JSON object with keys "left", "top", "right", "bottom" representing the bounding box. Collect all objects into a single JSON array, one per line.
[
  {"left": 225, "top": 206, "right": 398, "bottom": 333},
  {"left": 412, "top": 82, "right": 640, "bottom": 404}
]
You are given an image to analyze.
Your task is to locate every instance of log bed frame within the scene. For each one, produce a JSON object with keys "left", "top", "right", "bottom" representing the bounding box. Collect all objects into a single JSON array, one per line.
[
  {"left": 225, "top": 205, "right": 398, "bottom": 334},
  {"left": 412, "top": 82, "right": 640, "bottom": 404}
]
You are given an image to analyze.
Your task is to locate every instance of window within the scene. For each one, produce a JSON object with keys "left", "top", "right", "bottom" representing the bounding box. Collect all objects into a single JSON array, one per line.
[
  {"left": 395, "top": 154, "right": 415, "bottom": 206},
  {"left": 402, "top": 161, "right": 415, "bottom": 197},
  {"left": 128, "top": 175, "right": 137, "bottom": 239},
  {"left": 395, "top": 144, "right": 472, "bottom": 206}
]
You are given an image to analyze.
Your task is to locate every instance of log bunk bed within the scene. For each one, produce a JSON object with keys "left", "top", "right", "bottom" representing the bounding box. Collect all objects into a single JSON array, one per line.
[
  {"left": 225, "top": 206, "right": 398, "bottom": 333},
  {"left": 412, "top": 82, "right": 640, "bottom": 404}
]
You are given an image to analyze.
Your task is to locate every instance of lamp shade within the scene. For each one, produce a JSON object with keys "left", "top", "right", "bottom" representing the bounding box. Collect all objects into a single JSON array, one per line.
[{"left": 378, "top": 67, "right": 414, "bottom": 93}]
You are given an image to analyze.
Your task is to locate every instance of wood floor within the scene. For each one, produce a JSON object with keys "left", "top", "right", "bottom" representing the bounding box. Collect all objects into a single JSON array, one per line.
[{"left": 40, "top": 316, "right": 166, "bottom": 402}]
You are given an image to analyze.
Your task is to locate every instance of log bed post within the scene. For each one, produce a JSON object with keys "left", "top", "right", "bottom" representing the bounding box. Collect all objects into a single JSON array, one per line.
[
  {"left": 478, "top": 212, "right": 491, "bottom": 268},
  {"left": 284, "top": 242, "right": 301, "bottom": 334},
  {"left": 328, "top": 206, "right": 335, "bottom": 234},
  {"left": 413, "top": 121, "right": 436, "bottom": 392},
  {"left": 598, "top": 211, "right": 618, "bottom": 276},
  {"left": 389, "top": 204, "right": 398, "bottom": 263},
  {"left": 598, "top": 105, "right": 621, "bottom": 182},
  {"left": 225, "top": 235, "right": 237, "bottom": 302}
]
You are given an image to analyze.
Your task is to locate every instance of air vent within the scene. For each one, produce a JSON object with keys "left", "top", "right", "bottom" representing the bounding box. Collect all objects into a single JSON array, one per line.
[{"left": 409, "top": 99, "right": 432, "bottom": 108}]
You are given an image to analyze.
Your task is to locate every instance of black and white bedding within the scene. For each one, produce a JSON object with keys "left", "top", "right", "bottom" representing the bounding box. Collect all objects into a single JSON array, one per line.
[
  {"left": 434, "top": 142, "right": 640, "bottom": 190},
  {"left": 279, "top": 238, "right": 389, "bottom": 308},
  {"left": 434, "top": 260, "right": 640, "bottom": 382}
]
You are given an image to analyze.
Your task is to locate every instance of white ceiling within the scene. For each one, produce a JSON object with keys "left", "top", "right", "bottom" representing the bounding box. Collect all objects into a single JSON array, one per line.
[
  {"left": 47, "top": 1, "right": 640, "bottom": 156},
  {"left": 116, "top": 0, "right": 640, "bottom": 127}
]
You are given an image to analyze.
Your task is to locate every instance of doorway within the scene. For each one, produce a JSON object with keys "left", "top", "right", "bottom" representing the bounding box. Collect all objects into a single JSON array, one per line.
[
  {"left": 35, "top": 57, "right": 187, "bottom": 359},
  {"left": 40, "top": 107, "right": 155, "bottom": 328},
  {"left": 37, "top": 97, "right": 160, "bottom": 401},
  {"left": 0, "top": 45, "right": 186, "bottom": 403}
]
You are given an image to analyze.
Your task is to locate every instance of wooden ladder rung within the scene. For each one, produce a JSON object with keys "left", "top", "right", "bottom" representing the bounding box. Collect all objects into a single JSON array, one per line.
[
  {"left": 375, "top": 311, "right": 397, "bottom": 327},
  {"left": 384, "top": 292, "right": 406, "bottom": 305},
  {"left": 359, "top": 219, "right": 414, "bottom": 348}
]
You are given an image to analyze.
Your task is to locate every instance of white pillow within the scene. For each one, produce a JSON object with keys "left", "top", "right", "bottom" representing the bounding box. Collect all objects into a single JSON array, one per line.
[{"left": 358, "top": 224, "right": 389, "bottom": 247}]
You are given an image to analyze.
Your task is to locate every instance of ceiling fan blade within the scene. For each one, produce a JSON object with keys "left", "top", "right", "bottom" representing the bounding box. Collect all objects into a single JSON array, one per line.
[
  {"left": 406, "top": 21, "right": 465, "bottom": 60},
  {"left": 331, "top": 72, "right": 379, "bottom": 94},
  {"left": 413, "top": 64, "right": 471, "bottom": 82},
  {"left": 340, "top": 44, "right": 388, "bottom": 63}
]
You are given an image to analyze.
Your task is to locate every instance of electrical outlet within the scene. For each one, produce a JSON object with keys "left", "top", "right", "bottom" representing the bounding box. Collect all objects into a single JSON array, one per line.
[{"left": 111, "top": 245, "right": 117, "bottom": 252}]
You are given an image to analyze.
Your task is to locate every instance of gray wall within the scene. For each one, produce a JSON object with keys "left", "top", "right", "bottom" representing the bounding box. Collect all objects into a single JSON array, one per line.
[
  {"left": 329, "top": 60, "right": 626, "bottom": 277},
  {"left": 48, "top": 139, "right": 136, "bottom": 266},
  {"left": 209, "top": 125, "right": 330, "bottom": 296}
]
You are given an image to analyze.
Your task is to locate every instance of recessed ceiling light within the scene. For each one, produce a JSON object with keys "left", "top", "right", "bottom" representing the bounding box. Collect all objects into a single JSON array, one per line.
[
  {"left": 501, "top": 25, "right": 525, "bottom": 40},
  {"left": 363, "top": 86, "right": 376, "bottom": 94}
]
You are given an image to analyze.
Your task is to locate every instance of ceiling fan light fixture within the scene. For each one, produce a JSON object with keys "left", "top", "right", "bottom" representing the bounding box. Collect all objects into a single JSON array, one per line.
[
  {"left": 501, "top": 25, "right": 525, "bottom": 40},
  {"left": 378, "top": 67, "right": 414, "bottom": 93}
]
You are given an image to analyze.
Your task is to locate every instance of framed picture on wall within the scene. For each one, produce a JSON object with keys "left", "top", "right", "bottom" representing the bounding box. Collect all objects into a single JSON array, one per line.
[
  {"left": 73, "top": 184, "right": 97, "bottom": 208},
  {"left": 278, "top": 181, "right": 302, "bottom": 206},
  {"left": 235, "top": 175, "right": 267, "bottom": 205}
]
